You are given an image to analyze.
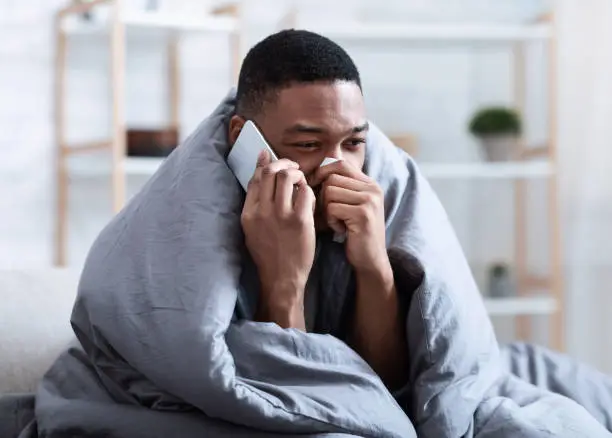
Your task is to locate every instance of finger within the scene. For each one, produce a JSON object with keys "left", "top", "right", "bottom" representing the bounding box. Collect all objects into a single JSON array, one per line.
[
  {"left": 318, "top": 176, "right": 368, "bottom": 217},
  {"left": 264, "top": 158, "right": 300, "bottom": 173},
  {"left": 260, "top": 159, "right": 300, "bottom": 204},
  {"left": 246, "top": 157, "right": 299, "bottom": 209},
  {"left": 323, "top": 174, "right": 370, "bottom": 192},
  {"left": 244, "top": 167, "right": 264, "bottom": 210},
  {"left": 310, "top": 160, "right": 369, "bottom": 187},
  {"left": 323, "top": 185, "right": 367, "bottom": 206},
  {"left": 245, "top": 150, "right": 272, "bottom": 205},
  {"left": 327, "top": 202, "right": 359, "bottom": 234},
  {"left": 256, "top": 149, "right": 272, "bottom": 168},
  {"left": 294, "top": 182, "right": 316, "bottom": 218},
  {"left": 275, "top": 169, "right": 307, "bottom": 215}
]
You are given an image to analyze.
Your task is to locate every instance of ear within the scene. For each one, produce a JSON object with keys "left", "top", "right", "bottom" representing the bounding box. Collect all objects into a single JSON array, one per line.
[{"left": 228, "top": 115, "right": 246, "bottom": 147}]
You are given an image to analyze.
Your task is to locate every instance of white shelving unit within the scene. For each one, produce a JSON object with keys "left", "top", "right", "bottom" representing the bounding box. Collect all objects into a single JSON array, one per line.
[
  {"left": 67, "top": 155, "right": 165, "bottom": 178},
  {"left": 484, "top": 296, "right": 557, "bottom": 317}
]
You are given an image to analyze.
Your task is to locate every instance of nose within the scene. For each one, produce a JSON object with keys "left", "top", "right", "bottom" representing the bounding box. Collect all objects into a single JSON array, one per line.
[{"left": 327, "top": 144, "right": 344, "bottom": 161}]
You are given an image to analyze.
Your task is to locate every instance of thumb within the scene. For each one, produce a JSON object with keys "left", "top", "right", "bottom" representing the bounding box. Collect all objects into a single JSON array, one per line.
[{"left": 256, "top": 149, "right": 271, "bottom": 168}]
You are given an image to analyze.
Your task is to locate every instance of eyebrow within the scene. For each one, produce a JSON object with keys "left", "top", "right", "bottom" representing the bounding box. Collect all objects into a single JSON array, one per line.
[{"left": 285, "top": 121, "right": 370, "bottom": 135}]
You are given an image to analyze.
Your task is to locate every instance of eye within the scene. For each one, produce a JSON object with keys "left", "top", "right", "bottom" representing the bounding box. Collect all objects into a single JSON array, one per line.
[
  {"left": 293, "top": 142, "right": 320, "bottom": 149},
  {"left": 344, "top": 138, "right": 366, "bottom": 149}
]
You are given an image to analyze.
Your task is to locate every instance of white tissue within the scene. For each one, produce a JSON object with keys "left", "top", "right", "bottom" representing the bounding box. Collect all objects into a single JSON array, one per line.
[{"left": 320, "top": 157, "right": 339, "bottom": 167}]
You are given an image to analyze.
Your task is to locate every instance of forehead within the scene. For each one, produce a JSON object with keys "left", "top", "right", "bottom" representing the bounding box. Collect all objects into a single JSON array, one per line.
[{"left": 266, "top": 81, "right": 366, "bottom": 128}]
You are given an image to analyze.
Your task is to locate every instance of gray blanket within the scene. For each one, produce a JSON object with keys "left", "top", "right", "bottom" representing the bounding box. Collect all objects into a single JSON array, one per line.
[{"left": 20, "top": 91, "right": 612, "bottom": 437}]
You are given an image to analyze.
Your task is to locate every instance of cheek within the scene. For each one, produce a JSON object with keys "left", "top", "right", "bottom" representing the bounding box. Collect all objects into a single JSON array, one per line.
[
  {"left": 271, "top": 146, "right": 323, "bottom": 174},
  {"left": 344, "top": 149, "right": 366, "bottom": 171}
]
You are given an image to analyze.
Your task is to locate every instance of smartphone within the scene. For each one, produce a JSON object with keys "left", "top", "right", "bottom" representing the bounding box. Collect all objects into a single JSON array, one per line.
[{"left": 227, "top": 120, "right": 278, "bottom": 191}]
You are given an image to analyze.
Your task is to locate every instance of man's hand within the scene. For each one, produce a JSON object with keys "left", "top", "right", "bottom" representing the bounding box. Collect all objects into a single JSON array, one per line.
[
  {"left": 310, "top": 159, "right": 408, "bottom": 389},
  {"left": 241, "top": 150, "right": 316, "bottom": 330},
  {"left": 310, "top": 160, "right": 390, "bottom": 277}
]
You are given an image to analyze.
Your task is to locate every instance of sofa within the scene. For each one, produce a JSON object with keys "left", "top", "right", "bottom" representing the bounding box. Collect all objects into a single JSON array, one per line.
[
  {"left": 0, "top": 269, "right": 80, "bottom": 437},
  {"left": 0, "top": 269, "right": 79, "bottom": 393},
  {"left": 0, "top": 268, "right": 79, "bottom": 394}
]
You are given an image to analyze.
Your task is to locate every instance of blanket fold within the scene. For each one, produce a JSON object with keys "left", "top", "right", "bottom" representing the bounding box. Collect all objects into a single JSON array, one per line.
[{"left": 30, "top": 90, "right": 612, "bottom": 438}]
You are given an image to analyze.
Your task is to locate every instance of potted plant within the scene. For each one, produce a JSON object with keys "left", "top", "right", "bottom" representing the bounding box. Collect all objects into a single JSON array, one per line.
[
  {"left": 468, "top": 106, "right": 522, "bottom": 161},
  {"left": 487, "top": 262, "right": 514, "bottom": 298}
]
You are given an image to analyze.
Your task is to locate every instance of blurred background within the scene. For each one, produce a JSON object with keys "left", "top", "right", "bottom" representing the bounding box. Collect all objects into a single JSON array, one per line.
[{"left": 1, "top": 0, "right": 611, "bottom": 373}]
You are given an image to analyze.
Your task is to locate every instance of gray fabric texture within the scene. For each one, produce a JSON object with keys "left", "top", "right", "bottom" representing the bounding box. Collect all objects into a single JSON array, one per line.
[
  {"left": 20, "top": 90, "right": 612, "bottom": 437},
  {"left": 0, "top": 394, "right": 35, "bottom": 438},
  {"left": 502, "top": 342, "right": 612, "bottom": 432}
]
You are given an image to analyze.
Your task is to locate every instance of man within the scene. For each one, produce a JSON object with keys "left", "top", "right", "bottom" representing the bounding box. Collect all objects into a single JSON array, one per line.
[{"left": 229, "top": 29, "right": 408, "bottom": 389}]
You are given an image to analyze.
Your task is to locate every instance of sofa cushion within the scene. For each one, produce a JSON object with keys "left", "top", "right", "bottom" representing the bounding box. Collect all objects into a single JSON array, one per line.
[{"left": 0, "top": 269, "right": 79, "bottom": 393}]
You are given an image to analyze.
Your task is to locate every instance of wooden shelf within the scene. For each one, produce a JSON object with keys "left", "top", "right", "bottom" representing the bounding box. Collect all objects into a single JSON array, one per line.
[
  {"left": 67, "top": 156, "right": 555, "bottom": 181},
  {"left": 304, "top": 23, "right": 553, "bottom": 43},
  {"left": 67, "top": 156, "right": 554, "bottom": 181},
  {"left": 68, "top": 156, "right": 165, "bottom": 178},
  {"left": 62, "top": 11, "right": 237, "bottom": 35},
  {"left": 419, "top": 161, "right": 554, "bottom": 179},
  {"left": 484, "top": 296, "right": 557, "bottom": 316},
  {"left": 124, "top": 11, "right": 237, "bottom": 33}
]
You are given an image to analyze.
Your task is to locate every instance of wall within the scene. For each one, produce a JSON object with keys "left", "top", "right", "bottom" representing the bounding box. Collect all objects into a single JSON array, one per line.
[
  {"left": 555, "top": 0, "right": 612, "bottom": 373},
  {"left": 1, "top": 0, "right": 62, "bottom": 266}
]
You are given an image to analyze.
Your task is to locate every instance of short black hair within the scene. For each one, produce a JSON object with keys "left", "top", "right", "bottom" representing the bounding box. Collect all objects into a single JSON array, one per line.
[{"left": 236, "top": 29, "right": 362, "bottom": 116}]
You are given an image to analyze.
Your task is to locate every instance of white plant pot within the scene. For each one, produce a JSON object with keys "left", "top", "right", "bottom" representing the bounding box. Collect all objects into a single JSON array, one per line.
[{"left": 479, "top": 135, "right": 519, "bottom": 162}]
